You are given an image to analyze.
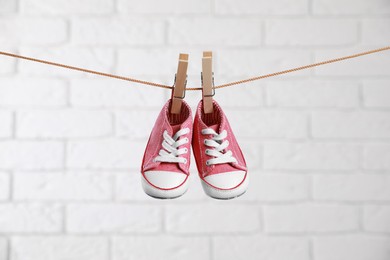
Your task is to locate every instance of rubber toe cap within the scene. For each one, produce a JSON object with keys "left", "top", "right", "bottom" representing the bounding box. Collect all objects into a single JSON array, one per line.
[
  {"left": 204, "top": 170, "right": 246, "bottom": 190},
  {"left": 144, "top": 171, "right": 187, "bottom": 190}
]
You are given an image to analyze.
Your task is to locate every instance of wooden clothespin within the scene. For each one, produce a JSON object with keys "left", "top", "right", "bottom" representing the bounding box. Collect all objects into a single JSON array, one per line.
[
  {"left": 202, "top": 51, "right": 214, "bottom": 114},
  {"left": 171, "top": 53, "right": 189, "bottom": 114}
]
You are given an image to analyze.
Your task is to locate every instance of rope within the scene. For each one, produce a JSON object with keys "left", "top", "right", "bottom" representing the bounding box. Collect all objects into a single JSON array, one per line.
[
  {"left": 214, "top": 46, "right": 390, "bottom": 89},
  {"left": 1, "top": 46, "right": 389, "bottom": 91},
  {"left": 0, "top": 51, "right": 172, "bottom": 90}
]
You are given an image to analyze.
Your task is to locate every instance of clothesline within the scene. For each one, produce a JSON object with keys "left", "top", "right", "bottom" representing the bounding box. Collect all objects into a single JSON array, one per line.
[{"left": 1, "top": 46, "right": 389, "bottom": 91}]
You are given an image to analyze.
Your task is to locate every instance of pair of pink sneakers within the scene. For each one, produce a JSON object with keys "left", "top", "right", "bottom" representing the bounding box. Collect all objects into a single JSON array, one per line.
[{"left": 140, "top": 99, "right": 248, "bottom": 200}]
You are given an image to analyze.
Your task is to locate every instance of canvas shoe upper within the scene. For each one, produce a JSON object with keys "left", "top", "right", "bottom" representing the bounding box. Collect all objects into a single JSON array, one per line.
[
  {"left": 141, "top": 99, "right": 192, "bottom": 199},
  {"left": 192, "top": 100, "right": 248, "bottom": 199}
]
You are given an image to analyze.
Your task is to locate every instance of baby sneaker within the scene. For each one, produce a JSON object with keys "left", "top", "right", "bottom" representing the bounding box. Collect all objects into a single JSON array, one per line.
[
  {"left": 140, "top": 99, "right": 192, "bottom": 199},
  {"left": 192, "top": 100, "right": 248, "bottom": 199}
]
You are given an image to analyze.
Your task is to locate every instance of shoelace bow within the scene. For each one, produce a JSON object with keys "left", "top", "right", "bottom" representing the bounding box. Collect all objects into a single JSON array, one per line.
[
  {"left": 201, "top": 128, "right": 237, "bottom": 166},
  {"left": 154, "top": 128, "right": 190, "bottom": 164}
]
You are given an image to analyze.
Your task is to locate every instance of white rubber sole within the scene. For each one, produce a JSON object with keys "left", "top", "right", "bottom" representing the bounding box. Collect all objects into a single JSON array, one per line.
[
  {"left": 201, "top": 175, "right": 249, "bottom": 200},
  {"left": 141, "top": 175, "right": 189, "bottom": 199}
]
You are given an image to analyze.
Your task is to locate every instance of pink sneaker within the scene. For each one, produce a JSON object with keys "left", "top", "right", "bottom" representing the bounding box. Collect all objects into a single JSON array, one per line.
[
  {"left": 141, "top": 99, "right": 192, "bottom": 199},
  {"left": 192, "top": 100, "right": 248, "bottom": 199}
]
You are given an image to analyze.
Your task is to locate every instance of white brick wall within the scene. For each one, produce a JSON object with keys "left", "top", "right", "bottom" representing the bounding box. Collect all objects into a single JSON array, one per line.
[
  {"left": 13, "top": 172, "right": 113, "bottom": 201},
  {"left": 0, "top": 204, "right": 62, "bottom": 233},
  {"left": 0, "top": 78, "right": 67, "bottom": 107},
  {"left": 265, "top": 19, "right": 358, "bottom": 46},
  {"left": 10, "top": 236, "right": 109, "bottom": 260},
  {"left": 112, "top": 236, "right": 210, "bottom": 260},
  {"left": 313, "top": 235, "right": 390, "bottom": 260},
  {"left": 363, "top": 205, "right": 390, "bottom": 232},
  {"left": 213, "top": 236, "right": 311, "bottom": 260},
  {"left": 0, "top": 0, "right": 390, "bottom": 259},
  {"left": 0, "top": 18, "right": 67, "bottom": 46},
  {"left": 263, "top": 204, "right": 360, "bottom": 233},
  {"left": 0, "top": 141, "right": 63, "bottom": 170}
]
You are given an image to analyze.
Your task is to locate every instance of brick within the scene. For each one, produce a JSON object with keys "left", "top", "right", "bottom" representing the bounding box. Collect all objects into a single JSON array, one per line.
[
  {"left": 0, "top": 55, "right": 15, "bottom": 74},
  {"left": 72, "top": 18, "right": 164, "bottom": 45},
  {"left": 0, "top": 141, "right": 63, "bottom": 170},
  {"left": 313, "top": 0, "right": 390, "bottom": 14},
  {"left": 215, "top": 0, "right": 308, "bottom": 15},
  {"left": 364, "top": 145, "right": 390, "bottom": 170},
  {"left": 0, "top": 111, "right": 12, "bottom": 138},
  {"left": 166, "top": 205, "right": 260, "bottom": 234},
  {"left": 0, "top": 173, "right": 9, "bottom": 200},
  {"left": 313, "top": 174, "right": 390, "bottom": 201},
  {"left": 18, "top": 48, "right": 114, "bottom": 76},
  {"left": 264, "top": 204, "right": 359, "bottom": 233},
  {"left": 70, "top": 78, "right": 166, "bottom": 108},
  {"left": 217, "top": 50, "right": 312, "bottom": 76},
  {"left": 244, "top": 172, "right": 309, "bottom": 201},
  {"left": 115, "top": 172, "right": 158, "bottom": 201},
  {"left": 311, "top": 111, "right": 390, "bottom": 139},
  {"left": 16, "top": 110, "right": 112, "bottom": 138},
  {"left": 0, "top": 78, "right": 67, "bottom": 107},
  {"left": 264, "top": 143, "right": 360, "bottom": 170},
  {"left": 216, "top": 81, "right": 265, "bottom": 107},
  {"left": 0, "top": 0, "right": 16, "bottom": 13},
  {"left": 0, "top": 203, "right": 61, "bottom": 232},
  {"left": 224, "top": 110, "right": 307, "bottom": 138},
  {"left": 266, "top": 80, "right": 359, "bottom": 107},
  {"left": 266, "top": 19, "right": 358, "bottom": 46},
  {"left": 20, "top": 0, "right": 113, "bottom": 14},
  {"left": 67, "top": 204, "right": 161, "bottom": 233},
  {"left": 362, "top": 19, "right": 390, "bottom": 45},
  {"left": 117, "top": 49, "right": 199, "bottom": 76},
  {"left": 363, "top": 80, "right": 390, "bottom": 108},
  {"left": 0, "top": 238, "right": 6, "bottom": 260},
  {"left": 112, "top": 236, "right": 209, "bottom": 260},
  {"left": 237, "top": 141, "right": 262, "bottom": 170},
  {"left": 169, "top": 18, "right": 262, "bottom": 46},
  {"left": 0, "top": 18, "right": 67, "bottom": 46},
  {"left": 13, "top": 172, "right": 112, "bottom": 201},
  {"left": 115, "top": 110, "right": 158, "bottom": 138},
  {"left": 117, "top": 0, "right": 211, "bottom": 14},
  {"left": 364, "top": 205, "right": 390, "bottom": 233},
  {"left": 67, "top": 139, "right": 144, "bottom": 169},
  {"left": 214, "top": 236, "right": 310, "bottom": 260},
  {"left": 314, "top": 235, "right": 390, "bottom": 260},
  {"left": 314, "top": 48, "right": 390, "bottom": 76},
  {"left": 11, "top": 236, "right": 108, "bottom": 260}
]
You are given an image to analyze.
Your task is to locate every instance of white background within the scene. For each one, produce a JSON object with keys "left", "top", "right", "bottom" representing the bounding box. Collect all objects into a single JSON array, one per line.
[{"left": 0, "top": 0, "right": 390, "bottom": 259}]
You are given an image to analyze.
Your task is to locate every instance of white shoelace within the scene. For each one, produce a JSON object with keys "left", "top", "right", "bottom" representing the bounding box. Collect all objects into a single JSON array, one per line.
[
  {"left": 201, "top": 128, "right": 237, "bottom": 166},
  {"left": 154, "top": 127, "right": 190, "bottom": 164}
]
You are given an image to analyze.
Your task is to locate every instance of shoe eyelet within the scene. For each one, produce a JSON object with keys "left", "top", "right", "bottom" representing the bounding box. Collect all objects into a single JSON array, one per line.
[
  {"left": 206, "top": 160, "right": 210, "bottom": 166},
  {"left": 185, "top": 137, "right": 189, "bottom": 143},
  {"left": 203, "top": 139, "right": 207, "bottom": 145},
  {"left": 184, "top": 148, "right": 188, "bottom": 153},
  {"left": 183, "top": 158, "right": 188, "bottom": 164}
]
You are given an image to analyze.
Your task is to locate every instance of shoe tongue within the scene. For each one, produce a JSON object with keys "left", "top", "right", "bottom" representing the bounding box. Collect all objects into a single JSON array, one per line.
[
  {"left": 171, "top": 124, "right": 181, "bottom": 135},
  {"left": 208, "top": 123, "right": 220, "bottom": 133}
]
